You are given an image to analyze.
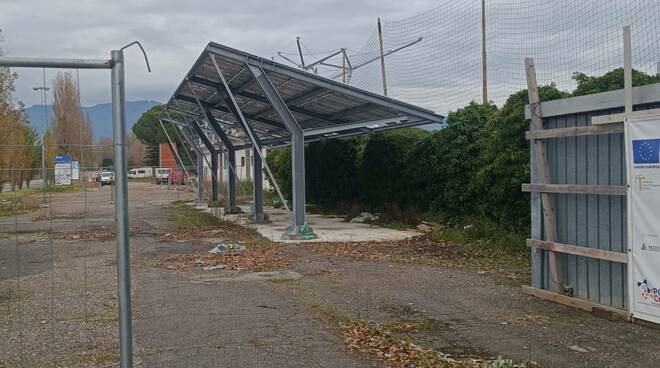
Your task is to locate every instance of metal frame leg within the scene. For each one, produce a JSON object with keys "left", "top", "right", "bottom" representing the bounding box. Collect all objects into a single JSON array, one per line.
[
  {"left": 249, "top": 146, "right": 268, "bottom": 223},
  {"left": 247, "top": 64, "right": 315, "bottom": 239}
]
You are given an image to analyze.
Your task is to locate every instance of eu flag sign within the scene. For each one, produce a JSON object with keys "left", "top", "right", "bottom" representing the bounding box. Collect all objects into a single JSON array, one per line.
[{"left": 633, "top": 139, "right": 660, "bottom": 164}]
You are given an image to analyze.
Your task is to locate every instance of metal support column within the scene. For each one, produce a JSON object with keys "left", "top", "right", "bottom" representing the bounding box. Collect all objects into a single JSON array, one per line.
[
  {"left": 250, "top": 146, "right": 266, "bottom": 222},
  {"left": 223, "top": 143, "right": 238, "bottom": 213},
  {"left": 172, "top": 123, "right": 205, "bottom": 201},
  {"left": 247, "top": 64, "right": 315, "bottom": 239},
  {"left": 188, "top": 81, "right": 239, "bottom": 213},
  {"left": 185, "top": 115, "right": 218, "bottom": 203}
]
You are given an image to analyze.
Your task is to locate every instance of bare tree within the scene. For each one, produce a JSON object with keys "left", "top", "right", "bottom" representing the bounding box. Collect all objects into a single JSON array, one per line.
[
  {"left": 50, "top": 72, "right": 93, "bottom": 165},
  {"left": 127, "top": 133, "right": 146, "bottom": 168}
]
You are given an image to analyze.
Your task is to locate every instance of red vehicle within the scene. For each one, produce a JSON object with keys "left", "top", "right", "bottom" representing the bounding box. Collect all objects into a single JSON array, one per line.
[{"left": 169, "top": 171, "right": 188, "bottom": 185}]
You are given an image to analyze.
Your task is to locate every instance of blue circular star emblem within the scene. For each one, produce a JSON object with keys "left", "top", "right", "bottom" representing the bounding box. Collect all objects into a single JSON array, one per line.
[{"left": 638, "top": 142, "right": 655, "bottom": 162}]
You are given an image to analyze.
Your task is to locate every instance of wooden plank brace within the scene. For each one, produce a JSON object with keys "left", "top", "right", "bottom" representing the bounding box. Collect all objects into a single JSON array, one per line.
[{"left": 525, "top": 58, "right": 564, "bottom": 294}]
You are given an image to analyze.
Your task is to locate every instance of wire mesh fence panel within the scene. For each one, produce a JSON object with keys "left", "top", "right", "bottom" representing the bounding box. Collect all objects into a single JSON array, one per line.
[{"left": 0, "top": 147, "right": 121, "bottom": 367}]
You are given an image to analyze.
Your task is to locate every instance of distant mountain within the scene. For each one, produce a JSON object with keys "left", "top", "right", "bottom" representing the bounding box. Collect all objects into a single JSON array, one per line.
[{"left": 26, "top": 100, "right": 161, "bottom": 140}]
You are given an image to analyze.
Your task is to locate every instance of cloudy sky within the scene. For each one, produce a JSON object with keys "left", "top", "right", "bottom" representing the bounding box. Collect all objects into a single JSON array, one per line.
[{"left": 0, "top": 0, "right": 440, "bottom": 107}]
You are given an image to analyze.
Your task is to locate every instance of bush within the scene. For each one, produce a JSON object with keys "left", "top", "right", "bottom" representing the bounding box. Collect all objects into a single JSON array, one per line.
[
  {"left": 306, "top": 139, "right": 360, "bottom": 209},
  {"left": 359, "top": 129, "right": 428, "bottom": 210}
]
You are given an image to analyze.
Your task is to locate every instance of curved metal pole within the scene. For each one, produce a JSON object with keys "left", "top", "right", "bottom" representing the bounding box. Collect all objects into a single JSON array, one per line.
[{"left": 111, "top": 49, "right": 134, "bottom": 368}]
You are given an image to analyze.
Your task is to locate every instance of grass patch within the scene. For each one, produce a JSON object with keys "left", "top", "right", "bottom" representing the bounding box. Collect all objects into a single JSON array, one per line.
[
  {"left": 165, "top": 203, "right": 271, "bottom": 247},
  {"left": 170, "top": 205, "right": 223, "bottom": 231},
  {"left": 0, "top": 188, "right": 40, "bottom": 217},
  {"left": 428, "top": 222, "right": 527, "bottom": 253},
  {"left": 0, "top": 183, "right": 88, "bottom": 217},
  {"left": 128, "top": 177, "right": 153, "bottom": 183}
]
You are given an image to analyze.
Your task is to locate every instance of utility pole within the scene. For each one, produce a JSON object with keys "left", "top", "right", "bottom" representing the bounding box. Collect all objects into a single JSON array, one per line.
[
  {"left": 33, "top": 69, "right": 49, "bottom": 206},
  {"left": 377, "top": 17, "right": 388, "bottom": 96},
  {"left": 481, "top": 0, "right": 488, "bottom": 104}
]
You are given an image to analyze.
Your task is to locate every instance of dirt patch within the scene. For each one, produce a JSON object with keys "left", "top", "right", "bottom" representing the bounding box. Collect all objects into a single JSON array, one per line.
[
  {"left": 312, "top": 235, "right": 530, "bottom": 282},
  {"left": 340, "top": 319, "right": 537, "bottom": 368},
  {"left": 52, "top": 230, "right": 115, "bottom": 241},
  {"left": 152, "top": 245, "right": 292, "bottom": 272}
]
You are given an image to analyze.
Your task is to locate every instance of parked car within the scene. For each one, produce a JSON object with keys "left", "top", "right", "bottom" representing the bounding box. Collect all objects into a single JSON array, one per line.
[
  {"left": 100, "top": 171, "right": 114, "bottom": 186},
  {"left": 155, "top": 168, "right": 172, "bottom": 184},
  {"left": 169, "top": 171, "right": 188, "bottom": 185},
  {"left": 128, "top": 167, "right": 153, "bottom": 179}
]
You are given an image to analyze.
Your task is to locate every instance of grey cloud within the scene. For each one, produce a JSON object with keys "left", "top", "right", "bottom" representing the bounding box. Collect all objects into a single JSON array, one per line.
[{"left": 0, "top": 0, "right": 438, "bottom": 106}]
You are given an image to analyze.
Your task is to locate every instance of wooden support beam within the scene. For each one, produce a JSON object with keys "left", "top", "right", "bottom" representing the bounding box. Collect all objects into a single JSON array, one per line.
[
  {"left": 591, "top": 108, "right": 660, "bottom": 125},
  {"left": 522, "top": 183, "right": 627, "bottom": 196},
  {"left": 526, "top": 123, "right": 623, "bottom": 139},
  {"left": 521, "top": 286, "right": 630, "bottom": 321},
  {"left": 525, "top": 58, "right": 563, "bottom": 293},
  {"left": 526, "top": 239, "right": 628, "bottom": 263}
]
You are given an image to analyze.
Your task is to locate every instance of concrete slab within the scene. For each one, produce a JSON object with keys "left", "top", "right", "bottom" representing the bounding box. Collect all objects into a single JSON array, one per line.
[{"left": 194, "top": 203, "right": 420, "bottom": 243}]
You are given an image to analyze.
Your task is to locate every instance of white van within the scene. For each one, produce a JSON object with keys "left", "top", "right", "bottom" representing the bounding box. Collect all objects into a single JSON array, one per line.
[
  {"left": 128, "top": 167, "right": 153, "bottom": 179},
  {"left": 155, "top": 168, "right": 172, "bottom": 184}
]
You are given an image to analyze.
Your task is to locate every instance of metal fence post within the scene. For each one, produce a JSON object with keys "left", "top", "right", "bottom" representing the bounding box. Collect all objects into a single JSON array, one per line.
[{"left": 111, "top": 49, "right": 134, "bottom": 368}]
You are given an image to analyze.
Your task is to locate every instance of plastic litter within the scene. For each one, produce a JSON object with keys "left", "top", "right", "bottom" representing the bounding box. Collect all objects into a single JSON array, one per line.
[
  {"left": 349, "top": 212, "right": 377, "bottom": 223},
  {"left": 208, "top": 243, "right": 246, "bottom": 254},
  {"left": 203, "top": 265, "right": 226, "bottom": 271},
  {"left": 490, "top": 359, "right": 513, "bottom": 367}
]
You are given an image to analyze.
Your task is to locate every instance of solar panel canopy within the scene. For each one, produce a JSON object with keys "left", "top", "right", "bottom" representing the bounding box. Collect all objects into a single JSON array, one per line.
[{"left": 166, "top": 42, "right": 445, "bottom": 148}]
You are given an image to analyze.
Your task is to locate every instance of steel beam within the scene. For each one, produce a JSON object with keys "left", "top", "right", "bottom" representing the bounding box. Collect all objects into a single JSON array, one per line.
[
  {"left": 184, "top": 115, "right": 219, "bottom": 203},
  {"left": 247, "top": 64, "right": 315, "bottom": 239},
  {"left": 198, "top": 104, "right": 239, "bottom": 213},
  {"left": 0, "top": 56, "right": 112, "bottom": 69},
  {"left": 209, "top": 56, "right": 275, "bottom": 222},
  {"left": 173, "top": 123, "right": 205, "bottom": 201},
  {"left": 175, "top": 94, "right": 286, "bottom": 133}
]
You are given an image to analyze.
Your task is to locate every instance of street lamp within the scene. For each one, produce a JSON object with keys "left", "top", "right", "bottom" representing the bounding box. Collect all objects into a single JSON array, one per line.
[{"left": 33, "top": 83, "right": 49, "bottom": 207}]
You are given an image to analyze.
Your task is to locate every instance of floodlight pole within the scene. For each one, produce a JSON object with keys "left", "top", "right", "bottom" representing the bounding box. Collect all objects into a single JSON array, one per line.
[
  {"left": 481, "top": 0, "right": 488, "bottom": 104},
  {"left": 377, "top": 17, "right": 388, "bottom": 96}
]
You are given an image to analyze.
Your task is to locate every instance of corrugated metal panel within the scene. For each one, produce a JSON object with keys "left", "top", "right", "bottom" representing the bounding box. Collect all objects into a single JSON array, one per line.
[{"left": 532, "top": 101, "right": 660, "bottom": 310}]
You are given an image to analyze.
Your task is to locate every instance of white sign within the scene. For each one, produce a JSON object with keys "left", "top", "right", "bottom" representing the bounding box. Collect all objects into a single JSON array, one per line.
[
  {"left": 54, "top": 162, "right": 72, "bottom": 186},
  {"left": 72, "top": 161, "right": 79, "bottom": 180},
  {"left": 626, "top": 115, "right": 660, "bottom": 324}
]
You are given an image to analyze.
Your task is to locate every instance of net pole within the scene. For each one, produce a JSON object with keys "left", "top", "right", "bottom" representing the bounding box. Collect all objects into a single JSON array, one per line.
[
  {"left": 481, "top": 0, "right": 488, "bottom": 104},
  {"left": 377, "top": 17, "right": 388, "bottom": 96}
]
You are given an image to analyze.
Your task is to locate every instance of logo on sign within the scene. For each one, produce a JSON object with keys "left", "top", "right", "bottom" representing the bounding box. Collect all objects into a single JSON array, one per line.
[
  {"left": 642, "top": 242, "right": 660, "bottom": 252},
  {"left": 637, "top": 279, "right": 660, "bottom": 305},
  {"left": 633, "top": 139, "right": 660, "bottom": 164}
]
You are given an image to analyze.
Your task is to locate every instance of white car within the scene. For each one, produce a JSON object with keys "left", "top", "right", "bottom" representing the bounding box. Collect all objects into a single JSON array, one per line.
[
  {"left": 155, "top": 168, "right": 171, "bottom": 184},
  {"left": 100, "top": 171, "right": 114, "bottom": 186}
]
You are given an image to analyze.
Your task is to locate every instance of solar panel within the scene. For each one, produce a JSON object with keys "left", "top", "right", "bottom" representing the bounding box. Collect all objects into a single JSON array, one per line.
[{"left": 165, "top": 42, "right": 445, "bottom": 148}]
